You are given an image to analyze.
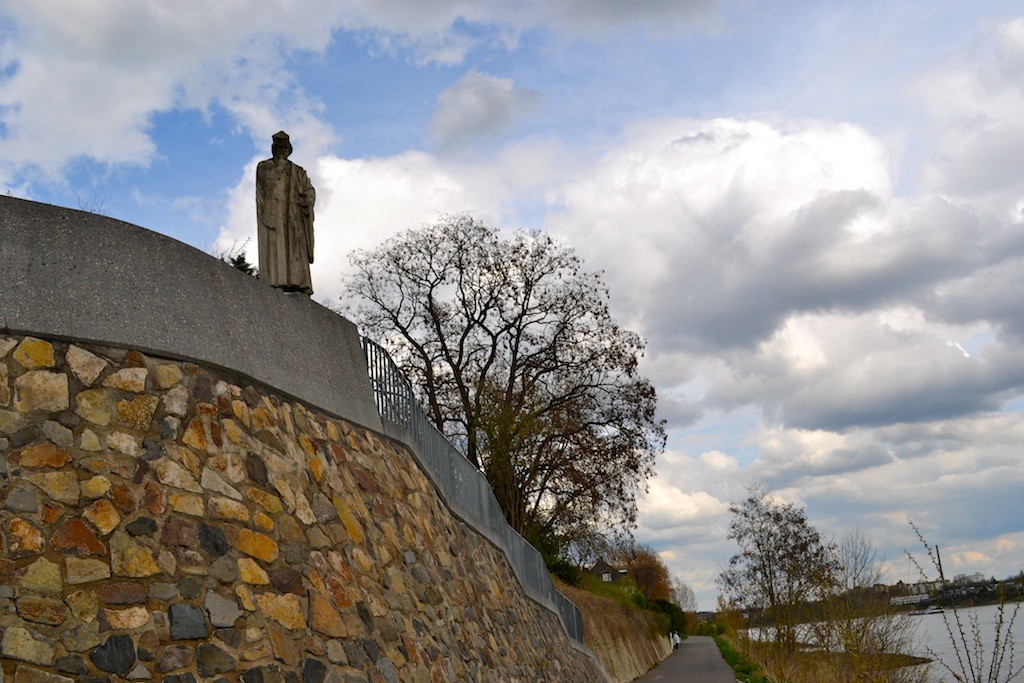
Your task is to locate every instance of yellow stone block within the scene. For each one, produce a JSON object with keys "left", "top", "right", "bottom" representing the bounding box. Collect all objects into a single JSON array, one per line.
[
  {"left": 14, "top": 371, "right": 69, "bottom": 413},
  {"left": 271, "top": 478, "right": 295, "bottom": 511},
  {"left": 235, "top": 584, "right": 256, "bottom": 610},
  {"left": 209, "top": 497, "right": 250, "bottom": 522},
  {"left": 75, "top": 389, "right": 113, "bottom": 426},
  {"left": 168, "top": 493, "right": 204, "bottom": 517},
  {"left": 166, "top": 444, "right": 202, "bottom": 479},
  {"left": 241, "top": 640, "right": 273, "bottom": 662},
  {"left": 110, "top": 532, "right": 160, "bottom": 577},
  {"left": 237, "top": 558, "right": 270, "bottom": 585},
  {"left": 307, "top": 568, "right": 326, "bottom": 592},
  {"left": 231, "top": 400, "right": 250, "bottom": 427},
  {"left": 26, "top": 471, "right": 80, "bottom": 505},
  {"left": 247, "top": 488, "right": 283, "bottom": 514},
  {"left": 253, "top": 511, "right": 274, "bottom": 531},
  {"left": 114, "top": 395, "right": 159, "bottom": 431},
  {"left": 236, "top": 529, "right": 279, "bottom": 563},
  {"left": 326, "top": 420, "right": 341, "bottom": 441},
  {"left": 182, "top": 418, "right": 207, "bottom": 451},
  {"left": 14, "top": 442, "right": 69, "bottom": 469},
  {"left": 13, "top": 338, "right": 55, "bottom": 369},
  {"left": 255, "top": 592, "right": 306, "bottom": 630},
  {"left": 80, "top": 475, "right": 111, "bottom": 499},
  {"left": 83, "top": 499, "right": 121, "bottom": 535},
  {"left": 79, "top": 429, "right": 102, "bottom": 451},
  {"left": 152, "top": 363, "right": 183, "bottom": 389},
  {"left": 381, "top": 521, "right": 399, "bottom": 549},
  {"left": 335, "top": 504, "right": 364, "bottom": 545},
  {"left": 66, "top": 590, "right": 99, "bottom": 622},
  {"left": 307, "top": 455, "right": 325, "bottom": 483},
  {"left": 388, "top": 568, "right": 405, "bottom": 595},
  {"left": 251, "top": 407, "right": 275, "bottom": 430},
  {"left": 280, "top": 405, "right": 295, "bottom": 435},
  {"left": 308, "top": 590, "right": 346, "bottom": 638},
  {"left": 221, "top": 418, "right": 247, "bottom": 446}
]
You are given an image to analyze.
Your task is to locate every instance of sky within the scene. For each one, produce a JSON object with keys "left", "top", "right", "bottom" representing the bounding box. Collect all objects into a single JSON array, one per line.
[{"left": 3, "top": 0, "right": 1024, "bottom": 611}]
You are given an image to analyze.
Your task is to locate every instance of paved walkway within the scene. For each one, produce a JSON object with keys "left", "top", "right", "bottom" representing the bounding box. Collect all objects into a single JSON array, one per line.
[{"left": 632, "top": 636, "right": 737, "bottom": 682}]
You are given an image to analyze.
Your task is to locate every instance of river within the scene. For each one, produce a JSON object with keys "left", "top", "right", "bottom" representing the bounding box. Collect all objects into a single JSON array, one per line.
[
  {"left": 744, "top": 603, "right": 1024, "bottom": 681},
  {"left": 910, "top": 604, "right": 1024, "bottom": 682}
]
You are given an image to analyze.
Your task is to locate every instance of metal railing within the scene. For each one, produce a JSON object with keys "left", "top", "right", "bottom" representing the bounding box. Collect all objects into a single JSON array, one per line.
[{"left": 361, "top": 337, "right": 586, "bottom": 646}]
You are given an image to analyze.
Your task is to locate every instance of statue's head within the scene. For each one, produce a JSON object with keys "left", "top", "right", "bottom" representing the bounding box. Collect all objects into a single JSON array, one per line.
[{"left": 271, "top": 131, "right": 293, "bottom": 159}]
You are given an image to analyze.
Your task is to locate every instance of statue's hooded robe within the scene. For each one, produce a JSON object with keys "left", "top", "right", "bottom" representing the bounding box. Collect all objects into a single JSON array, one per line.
[{"left": 256, "top": 133, "right": 315, "bottom": 294}]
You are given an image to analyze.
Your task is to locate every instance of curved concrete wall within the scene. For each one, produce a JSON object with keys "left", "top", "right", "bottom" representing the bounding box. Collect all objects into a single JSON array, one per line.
[{"left": 0, "top": 196, "right": 381, "bottom": 434}]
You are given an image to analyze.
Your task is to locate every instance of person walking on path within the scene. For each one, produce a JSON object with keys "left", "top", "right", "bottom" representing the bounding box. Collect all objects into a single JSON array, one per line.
[{"left": 633, "top": 635, "right": 736, "bottom": 682}]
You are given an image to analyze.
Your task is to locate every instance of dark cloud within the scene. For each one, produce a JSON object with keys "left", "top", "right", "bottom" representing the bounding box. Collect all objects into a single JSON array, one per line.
[
  {"left": 656, "top": 396, "right": 704, "bottom": 428},
  {"left": 549, "top": 114, "right": 1024, "bottom": 434},
  {"left": 429, "top": 71, "right": 542, "bottom": 150},
  {"left": 924, "top": 256, "right": 1024, "bottom": 341},
  {"left": 644, "top": 193, "right": 1024, "bottom": 356}
]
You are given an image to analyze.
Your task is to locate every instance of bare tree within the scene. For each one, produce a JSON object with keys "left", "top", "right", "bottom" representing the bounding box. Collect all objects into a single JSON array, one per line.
[
  {"left": 908, "top": 521, "right": 1023, "bottom": 683},
  {"left": 808, "top": 528, "right": 928, "bottom": 682},
  {"left": 672, "top": 577, "right": 698, "bottom": 613},
  {"left": 343, "top": 215, "right": 665, "bottom": 551},
  {"left": 718, "top": 485, "right": 839, "bottom": 653}
]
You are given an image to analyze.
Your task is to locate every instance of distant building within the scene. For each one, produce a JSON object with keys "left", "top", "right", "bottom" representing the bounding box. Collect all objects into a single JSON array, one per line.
[
  {"left": 589, "top": 558, "right": 626, "bottom": 584},
  {"left": 891, "top": 594, "right": 931, "bottom": 606},
  {"left": 954, "top": 572, "right": 986, "bottom": 585}
]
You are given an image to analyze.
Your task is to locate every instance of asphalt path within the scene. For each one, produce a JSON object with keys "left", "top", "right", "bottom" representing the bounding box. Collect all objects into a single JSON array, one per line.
[{"left": 632, "top": 636, "right": 737, "bottom": 682}]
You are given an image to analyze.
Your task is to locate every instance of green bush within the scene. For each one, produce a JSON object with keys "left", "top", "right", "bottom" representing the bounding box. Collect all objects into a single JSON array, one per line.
[
  {"left": 650, "top": 598, "right": 688, "bottom": 635},
  {"left": 695, "top": 620, "right": 724, "bottom": 636},
  {"left": 547, "top": 557, "right": 582, "bottom": 586}
]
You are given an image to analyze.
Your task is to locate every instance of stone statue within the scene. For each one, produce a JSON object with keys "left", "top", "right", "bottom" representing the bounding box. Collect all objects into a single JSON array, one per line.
[{"left": 256, "top": 131, "right": 316, "bottom": 295}]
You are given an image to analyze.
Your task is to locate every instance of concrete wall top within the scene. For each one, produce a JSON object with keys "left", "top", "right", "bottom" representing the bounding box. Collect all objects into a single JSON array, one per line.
[{"left": 0, "top": 196, "right": 382, "bottom": 432}]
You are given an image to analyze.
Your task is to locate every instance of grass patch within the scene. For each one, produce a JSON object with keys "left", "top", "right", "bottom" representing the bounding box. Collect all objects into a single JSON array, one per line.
[
  {"left": 576, "top": 573, "right": 642, "bottom": 606},
  {"left": 714, "top": 636, "right": 772, "bottom": 683},
  {"left": 556, "top": 578, "right": 674, "bottom": 681},
  {"left": 718, "top": 636, "right": 931, "bottom": 683}
]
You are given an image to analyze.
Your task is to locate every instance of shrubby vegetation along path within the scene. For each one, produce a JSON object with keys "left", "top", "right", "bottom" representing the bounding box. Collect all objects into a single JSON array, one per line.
[{"left": 633, "top": 636, "right": 736, "bottom": 682}]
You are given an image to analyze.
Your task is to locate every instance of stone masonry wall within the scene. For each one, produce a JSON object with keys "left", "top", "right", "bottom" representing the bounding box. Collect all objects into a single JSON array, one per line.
[{"left": 0, "top": 333, "right": 604, "bottom": 682}]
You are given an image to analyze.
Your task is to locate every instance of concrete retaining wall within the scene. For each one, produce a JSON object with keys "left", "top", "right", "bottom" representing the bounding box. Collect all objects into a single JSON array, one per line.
[{"left": 0, "top": 196, "right": 381, "bottom": 434}]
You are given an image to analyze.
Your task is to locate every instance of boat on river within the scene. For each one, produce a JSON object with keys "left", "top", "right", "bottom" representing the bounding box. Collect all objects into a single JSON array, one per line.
[{"left": 910, "top": 606, "right": 944, "bottom": 616}]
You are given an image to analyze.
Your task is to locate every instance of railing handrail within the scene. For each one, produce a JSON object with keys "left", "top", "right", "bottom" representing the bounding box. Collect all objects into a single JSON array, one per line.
[{"left": 360, "top": 337, "right": 587, "bottom": 647}]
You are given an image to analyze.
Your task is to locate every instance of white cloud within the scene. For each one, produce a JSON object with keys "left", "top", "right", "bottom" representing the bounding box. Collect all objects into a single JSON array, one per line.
[
  {"left": 0, "top": 0, "right": 345, "bottom": 177},
  {"left": 546, "top": 118, "right": 896, "bottom": 350},
  {"left": 917, "top": 18, "right": 1024, "bottom": 214},
  {"left": 639, "top": 478, "right": 729, "bottom": 531},
  {"left": 0, "top": 0, "right": 728, "bottom": 181},
  {"left": 334, "top": 0, "right": 725, "bottom": 61},
  {"left": 215, "top": 150, "right": 501, "bottom": 305},
  {"left": 429, "top": 71, "right": 541, "bottom": 150}
]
